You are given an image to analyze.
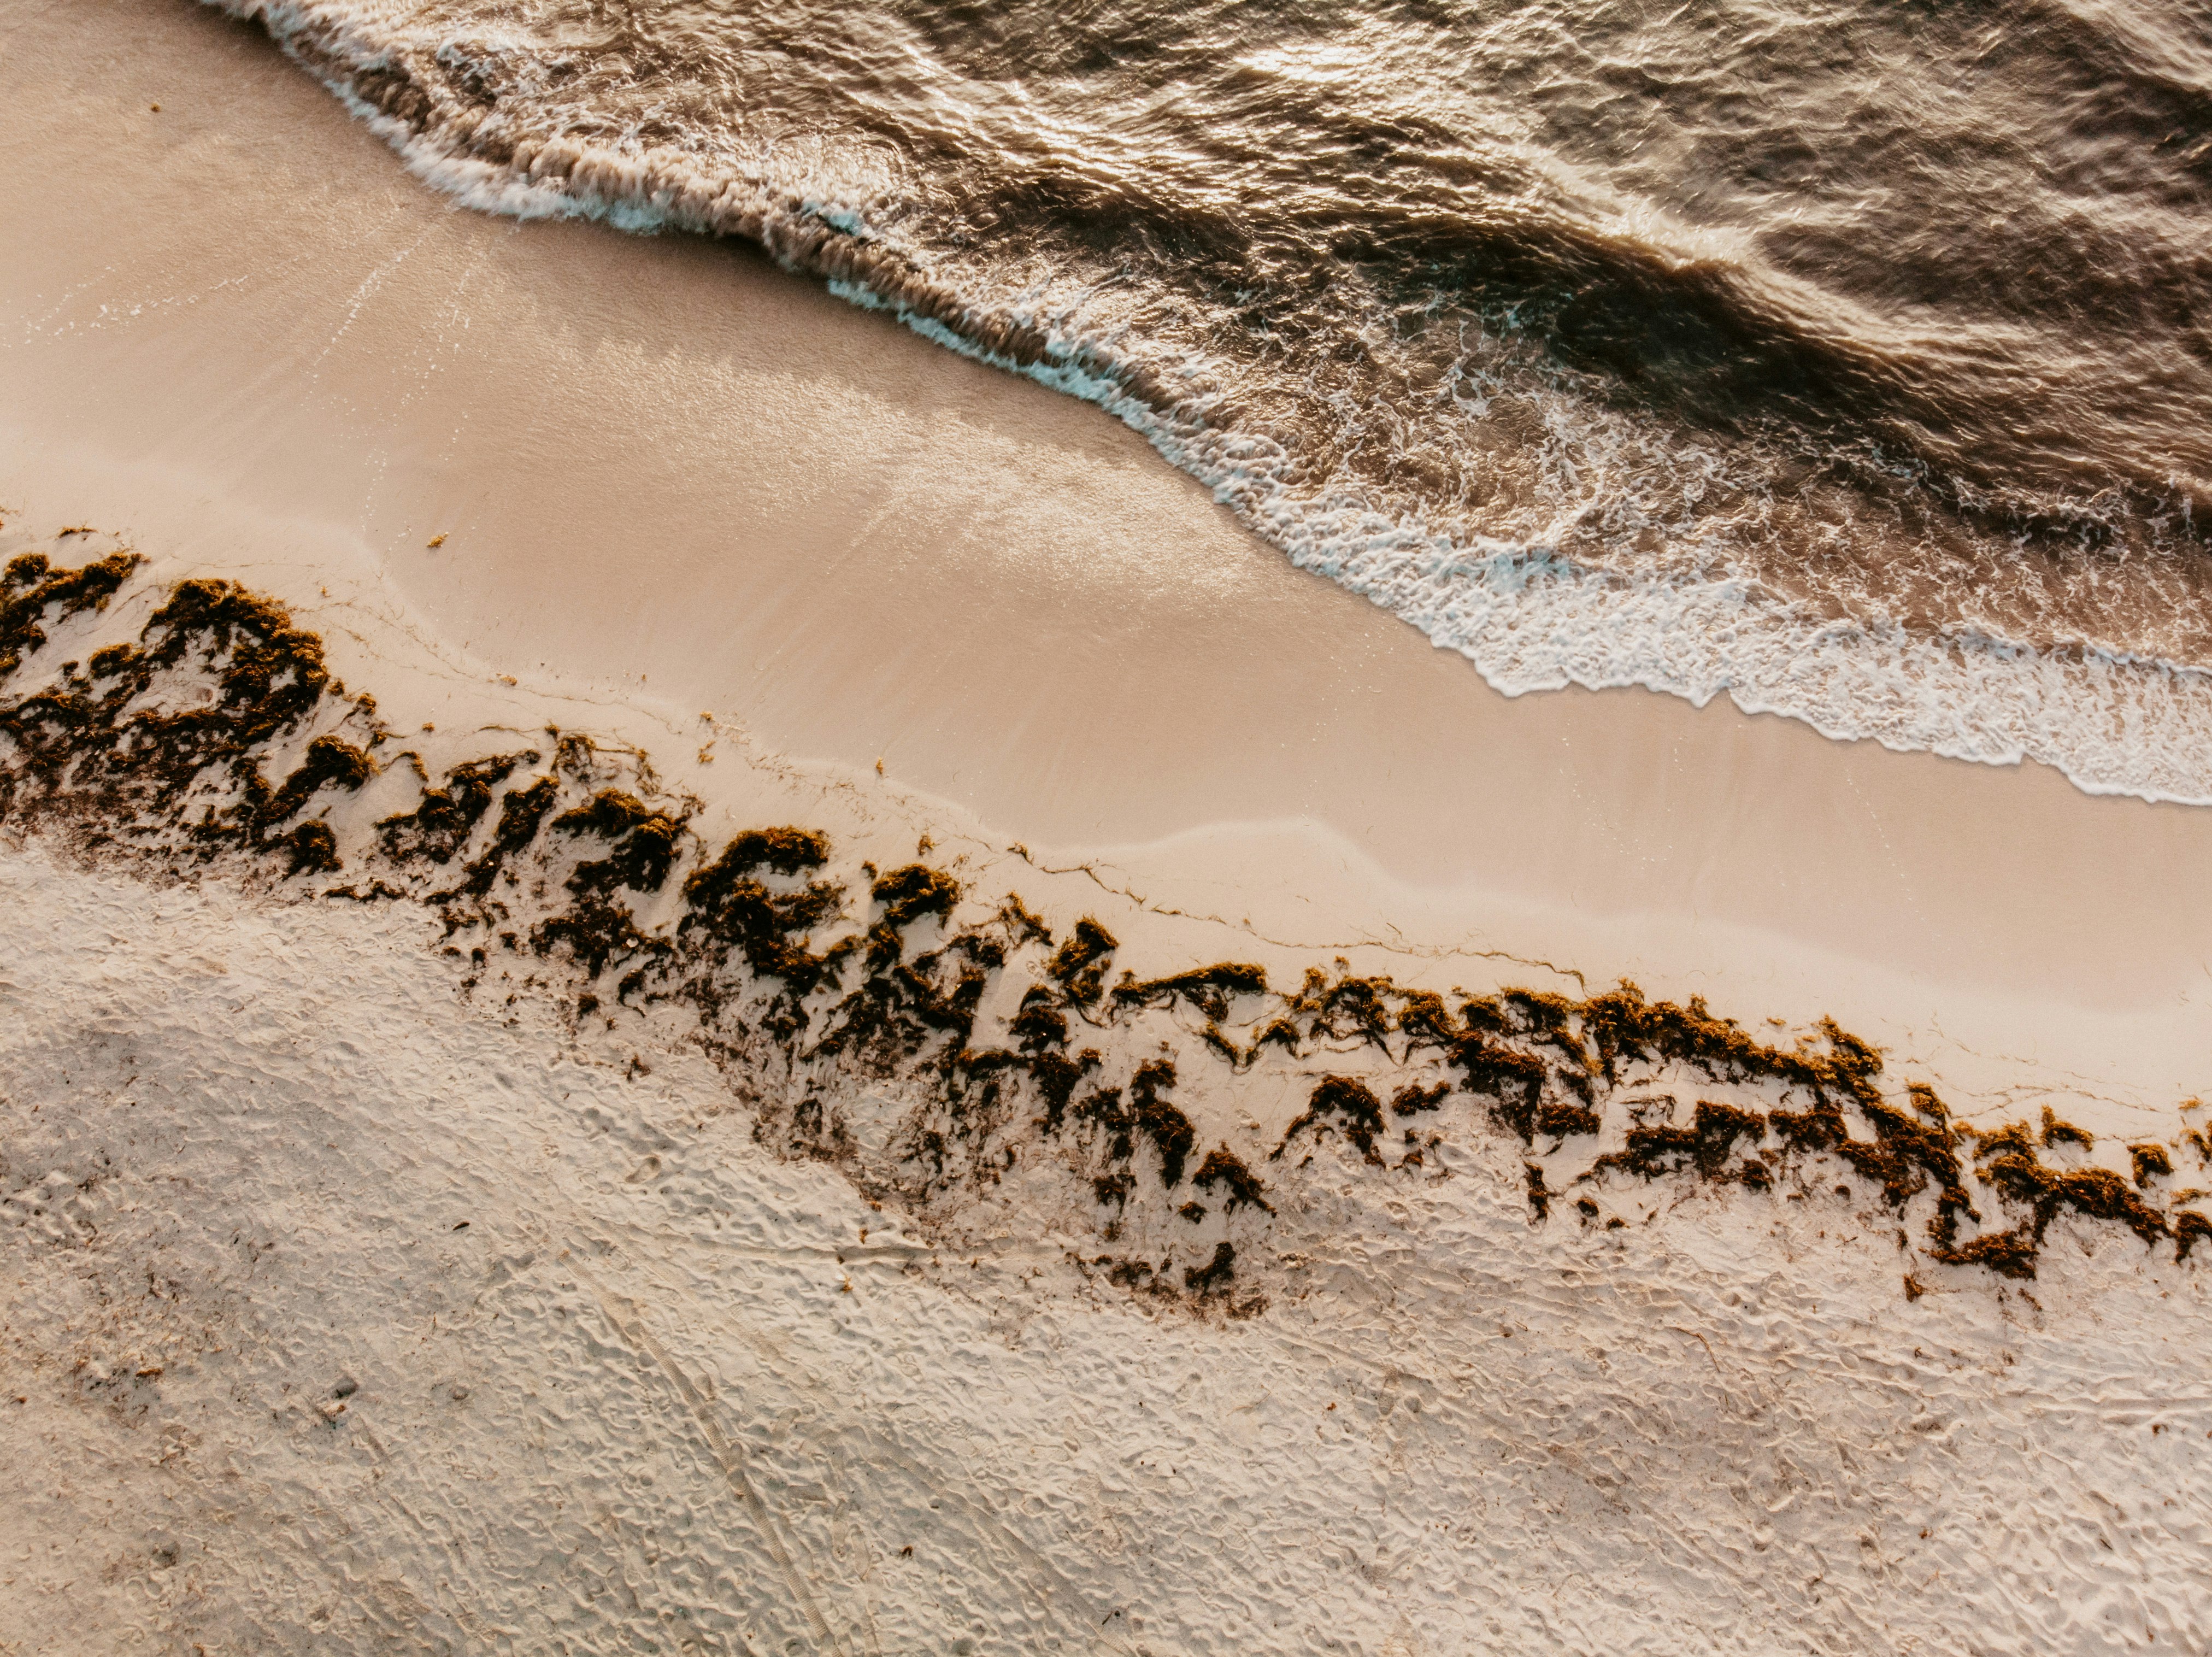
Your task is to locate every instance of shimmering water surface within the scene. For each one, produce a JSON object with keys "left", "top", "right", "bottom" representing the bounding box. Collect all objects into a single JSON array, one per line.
[{"left": 220, "top": 0, "right": 2212, "bottom": 796}]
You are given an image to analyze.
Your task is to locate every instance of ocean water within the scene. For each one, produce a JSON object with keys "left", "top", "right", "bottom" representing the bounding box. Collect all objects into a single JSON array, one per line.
[{"left": 217, "top": 0, "right": 2212, "bottom": 799}]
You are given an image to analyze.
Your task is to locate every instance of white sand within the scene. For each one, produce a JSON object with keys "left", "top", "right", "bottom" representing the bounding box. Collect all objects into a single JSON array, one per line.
[{"left": 2, "top": 2, "right": 2210, "bottom": 1650}]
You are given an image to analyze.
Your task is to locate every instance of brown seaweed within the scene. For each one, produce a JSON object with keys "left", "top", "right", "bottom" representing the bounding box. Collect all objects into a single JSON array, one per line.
[
  {"left": 378, "top": 751, "right": 538, "bottom": 865},
  {"left": 1127, "top": 1060, "right": 1195, "bottom": 1188},
  {"left": 1067, "top": 1060, "right": 1196, "bottom": 1192},
  {"left": 2040, "top": 1107, "right": 2095, "bottom": 1151},
  {"left": 551, "top": 789, "right": 684, "bottom": 895},
  {"left": 1045, "top": 916, "right": 1117, "bottom": 1003},
  {"left": 1276, "top": 1076, "right": 1387, "bottom": 1163},
  {"left": 680, "top": 829, "right": 847, "bottom": 1004},
  {"left": 1390, "top": 1082, "right": 1451, "bottom": 1117},
  {"left": 0, "top": 551, "right": 139, "bottom": 677},
  {"left": 1935, "top": 1226, "right": 2040, "bottom": 1280},
  {"left": 1110, "top": 961, "right": 1268, "bottom": 1023},
  {"left": 1524, "top": 1162, "right": 1550, "bottom": 1219},
  {"left": 1, "top": 551, "right": 2201, "bottom": 1307},
  {"left": 1184, "top": 1241, "right": 1236, "bottom": 1295},
  {"left": 872, "top": 863, "right": 961, "bottom": 929},
  {"left": 1008, "top": 988, "right": 1070, "bottom": 1053},
  {"left": 1192, "top": 1147, "right": 1274, "bottom": 1214},
  {"left": 1592, "top": 1100, "right": 1767, "bottom": 1183}
]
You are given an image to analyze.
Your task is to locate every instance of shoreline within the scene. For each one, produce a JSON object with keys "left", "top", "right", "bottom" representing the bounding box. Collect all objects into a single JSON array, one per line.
[{"left": 2, "top": 0, "right": 2208, "bottom": 1135}]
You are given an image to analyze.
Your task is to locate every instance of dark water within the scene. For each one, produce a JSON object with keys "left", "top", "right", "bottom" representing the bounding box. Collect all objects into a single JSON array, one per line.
[{"left": 221, "top": 0, "right": 2212, "bottom": 796}]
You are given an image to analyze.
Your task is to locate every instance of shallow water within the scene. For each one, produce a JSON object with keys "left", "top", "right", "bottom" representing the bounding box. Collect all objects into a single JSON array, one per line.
[{"left": 217, "top": 0, "right": 2212, "bottom": 797}]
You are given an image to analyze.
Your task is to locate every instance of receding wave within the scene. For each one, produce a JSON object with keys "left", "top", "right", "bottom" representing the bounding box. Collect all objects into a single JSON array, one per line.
[{"left": 213, "top": 0, "right": 2212, "bottom": 799}]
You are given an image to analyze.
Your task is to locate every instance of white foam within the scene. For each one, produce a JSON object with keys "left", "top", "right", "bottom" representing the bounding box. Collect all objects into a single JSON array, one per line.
[{"left": 846, "top": 280, "right": 2212, "bottom": 804}]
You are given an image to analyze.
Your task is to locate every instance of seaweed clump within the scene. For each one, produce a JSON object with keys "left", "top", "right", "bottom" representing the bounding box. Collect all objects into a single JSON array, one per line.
[
  {"left": 0, "top": 568, "right": 379, "bottom": 865},
  {"left": 1127, "top": 1060, "right": 1195, "bottom": 1188},
  {"left": 1007, "top": 988, "right": 1069, "bottom": 1054},
  {"left": 1192, "top": 1148, "right": 1273, "bottom": 1214},
  {"left": 2040, "top": 1108, "right": 2095, "bottom": 1151},
  {"left": 1938, "top": 1227, "right": 2040, "bottom": 1280},
  {"left": 1073, "top": 1060, "right": 1195, "bottom": 1189},
  {"left": 1975, "top": 1150, "right": 2167, "bottom": 1250},
  {"left": 872, "top": 862, "right": 960, "bottom": 929},
  {"left": 379, "top": 751, "right": 538, "bottom": 866},
  {"left": 551, "top": 789, "right": 684, "bottom": 895},
  {"left": 1184, "top": 1241, "right": 1236, "bottom": 1295},
  {"left": 1525, "top": 1162, "right": 1550, "bottom": 1220},
  {"left": 525, "top": 786, "right": 689, "bottom": 985},
  {"left": 2131, "top": 1144, "right": 2173, "bottom": 1187},
  {"left": 1111, "top": 962, "right": 1268, "bottom": 1023},
  {"left": 811, "top": 866, "right": 992, "bottom": 1066},
  {"left": 1593, "top": 1101, "right": 1768, "bottom": 1185},
  {"left": 0, "top": 551, "right": 139, "bottom": 677},
  {"left": 1831, "top": 1090, "right": 1973, "bottom": 1223},
  {"left": 680, "top": 826, "right": 846, "bottom": 1008},
  {"left": 1046, "top": 916, "right": 1117, "bottom": 1003},
  {"left": 1276, "top": 1076, "right": 1387, "bottom": 1163},
  {"left": 1390, "top": 1082, "right": 1450, "bottom": 1117}
]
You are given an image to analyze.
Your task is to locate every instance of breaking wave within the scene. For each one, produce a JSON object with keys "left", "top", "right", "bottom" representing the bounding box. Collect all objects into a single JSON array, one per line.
[{"left": 211, "top": 0, "right": 2212, "bottom": 799}]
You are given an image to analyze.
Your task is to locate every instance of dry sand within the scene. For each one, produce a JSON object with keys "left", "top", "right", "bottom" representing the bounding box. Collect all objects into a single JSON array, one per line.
[{"left": 5, "top": 844, "right": 2209, "bottom": 1655}]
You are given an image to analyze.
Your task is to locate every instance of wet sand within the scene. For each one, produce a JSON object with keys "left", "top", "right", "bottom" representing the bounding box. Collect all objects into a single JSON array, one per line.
[{"left": 3, "top": 0, "right": 2208, "bottom": 1126}]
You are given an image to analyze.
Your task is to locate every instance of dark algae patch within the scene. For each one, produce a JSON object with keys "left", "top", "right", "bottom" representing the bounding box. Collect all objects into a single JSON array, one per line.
[
  {"left": 379, "top": 750, "right": 538, "bottom": 866},
  {"left": 3, "top": 551, "right": 2205, "bottom": 1305},
  {"left": 2041, "top": 1108, "right": 2096, "bottom": 1151},
  {"left": 871, "top": 862, "right": 961, "bottom": 929},
  {"left": 1192, "top": 1148, "right": 1272, "bottom": 1214},
  {"left": 284, "top": 820, "right": 341, "bottom": 877},
  {"left": 1184, "top": 1241, "right": 1236, "bottom": 1296},
  {"left": 551, "top": 789, "right": 684, "bottom": 895},
  {"left": 1524, "top": 1163, "right": 1550, "bottom": 1220},
  {"left": 2132, "top": 1144, "right": 2174, "bottom": 1186},
  {"left": 0, "top": 566, "right": 378, "bottom": 866},
  {"left": 680, "top": 825, "right": 845, "bottom": 1006},
  {"left": 1111, "top": 962, "right": 1269, "bottom": 1023},
  {"left": 1046, "top": 916, "right": 1117, "bottom": 1003},
  {"left": 1278, "top": 1076, "right": 1388, "bottom": 1164},
  {"left": 1390, "top": 1083, "right": 1451, "bottom": 1118},
  {"left": 1593, "top": 1101, "right": 1767, "bottom": 1184},
  {"left": 0, "top": 551, "right": 139, "bottom": 678},
  {"left": 1126, "top": 1060, "right": 1195, "bottom": 1189}
]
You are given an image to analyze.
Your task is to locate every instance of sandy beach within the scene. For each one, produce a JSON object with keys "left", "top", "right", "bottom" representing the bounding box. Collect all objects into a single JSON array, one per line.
[{"left": 3, "top": 2, "right": 2210, "bottom": 1651}]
